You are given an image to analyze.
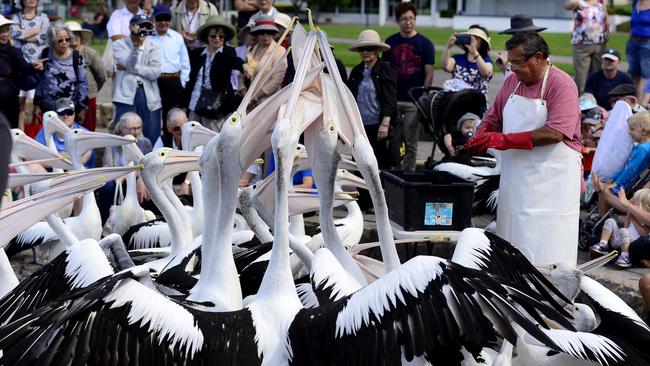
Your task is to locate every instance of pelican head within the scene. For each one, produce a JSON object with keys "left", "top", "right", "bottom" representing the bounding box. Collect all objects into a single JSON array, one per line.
[
  {"left": 546, "top": 262, "right": 583, "bottom": 302},
  {"left": 565, "top": 303, "right": 598, "bottom": 332},
  {"left": 336, "top": 169, "right": 367, "bottom": 191},
  {"left": 142, "top": 148, "right": 201, "bottom": 186},
  {"left": 10, "top": 129, "right": 73, "bottom": 170},
  {"left": 42, "top": 111, "right": 70, "bottom": 137},
  {"left": 65, "top": 129, "right": 136, "bottom": 167},
  {"left": 181, "top": 121, "right": 216, "bottom": 152}
]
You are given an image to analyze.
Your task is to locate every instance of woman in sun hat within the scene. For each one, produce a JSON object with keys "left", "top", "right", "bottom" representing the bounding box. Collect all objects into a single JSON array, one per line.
[
  {"left": 346, "top": 29, "right": 397, "bottom": 169},
  {"left": 188, "top": 15, "right": 244, "bottom": 131},
  {"left": 241, "top": 14, "right": 287, "bottom": 109},
  {"left": 440, "top": 24, "right": 494, "bottom": 98},
  {"left": 65, "top": 20, "right": 106, "bottom": 131}
]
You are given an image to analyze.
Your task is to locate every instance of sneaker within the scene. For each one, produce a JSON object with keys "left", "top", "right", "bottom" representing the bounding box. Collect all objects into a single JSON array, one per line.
[
  {"left": 615, "top": 253, "right": 632, "bottom": 269},
  {"left": 590, "top": 242, "right": 609, "bottom": 255}
]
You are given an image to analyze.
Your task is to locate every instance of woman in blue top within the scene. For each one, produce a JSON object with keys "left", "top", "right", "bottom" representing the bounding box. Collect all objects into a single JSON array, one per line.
[
  {"left": 627, "top": 0, "right": 650, "bottom": 95},
  {"left": 440, "top": 25, "right": 493, "bottom": 98}
]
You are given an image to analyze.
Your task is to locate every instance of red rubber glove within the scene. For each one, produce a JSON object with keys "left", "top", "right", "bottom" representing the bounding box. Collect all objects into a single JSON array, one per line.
[{"left": 464, "top": 131, "right": 534, "bottom": 155}]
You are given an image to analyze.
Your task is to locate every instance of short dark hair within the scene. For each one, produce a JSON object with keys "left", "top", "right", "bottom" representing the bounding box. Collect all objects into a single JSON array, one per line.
[
  {"left": 505, "top": 31, "right": 549, "bottom": 59},
  {"left": 394, "top": 2, "right": 417, "bottom": 21}
]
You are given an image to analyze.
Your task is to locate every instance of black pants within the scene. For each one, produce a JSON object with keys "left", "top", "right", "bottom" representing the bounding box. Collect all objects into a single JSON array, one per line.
[
  {"left": 157, "top": 77, "right": 185, "bottom": 141},
  {"left": 0, "top": 94, "right": 20, "bottom": 129},
  {"left": 358, "top": 123, "right": 391, "bottom": 210}
]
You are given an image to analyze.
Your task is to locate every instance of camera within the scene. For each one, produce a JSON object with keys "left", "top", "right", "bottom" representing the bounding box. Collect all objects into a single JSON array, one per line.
[
  {"left": 134, "top": 23, "right": 156, "bottom": 37},
  {"left": 455, "top": 34, "right": 471, "bottom": 46}
]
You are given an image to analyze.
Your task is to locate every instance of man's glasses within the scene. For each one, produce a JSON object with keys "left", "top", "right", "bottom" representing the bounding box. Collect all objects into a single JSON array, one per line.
[
  {"left": 57, "top": 109, "right": 74, "bottom": 116},
  {"left": 399, "top": 16, "right": 416, "bottom": 23},
  {"left": 507, "top": 55, "right": 533, "bottom": 70},
  {"left": 209, "top": 33, "right": 226, "bottom": 40},
  {"left": 126, "top": 126, "right": 142, "bottom": 132},
  {"left": 255, "top": 30, "right": 276, "bottom": 36},
  {"left": 57, "top": 37, "right": 70, "bottom": 44},
  {"left": 357, "top": 47, "right": 377, "bottom": 53}
]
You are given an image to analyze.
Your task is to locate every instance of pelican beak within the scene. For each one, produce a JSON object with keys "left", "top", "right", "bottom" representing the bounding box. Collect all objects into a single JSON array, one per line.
[
  {"left": 7, "top": 172, "right": 65, "bottom": 189},
  {"left": 578, "top": 250, "right": 618, "bottom": 273},
  {"left": 11, "top": 129, "right": 73, "bottom": 170},
  {"left": 338, "top": 158, "right": 358, "bottom": 171},
  {"left": 49, "top": 165, "right": 143, "bottom": 189},
  {"left": 9, "top": 155, "right": 72, "bottom": 169},
  {"left": 158, "top": 149, "right": 201, "bottom": 182},
  {"left": 0, "top": 179, "right": 104, "bottom": 247},
  {"left": 182, "top": 121, "right": 217, "bottom": 152},
  {"left": 42, "top": 111, "right": 71, "bottom": 136},
  {"left": 121, "top": 138, "right": 145, "bottom": 164},
  {"left": 337, "top": 169, "right": 367, "bottom": 191},
  {"left": 66, "top": 129, "right": 136, "bottom": 156}
]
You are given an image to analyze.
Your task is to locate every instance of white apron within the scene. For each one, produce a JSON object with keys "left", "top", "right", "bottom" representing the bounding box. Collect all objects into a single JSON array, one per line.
[{"left": 496, "top": 65, "right": 581, "bottom": 266}]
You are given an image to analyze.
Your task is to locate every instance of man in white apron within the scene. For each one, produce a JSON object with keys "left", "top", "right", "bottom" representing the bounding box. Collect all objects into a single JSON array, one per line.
[{"left": 465, "top": 32, "right": 582, "bottom": 266}]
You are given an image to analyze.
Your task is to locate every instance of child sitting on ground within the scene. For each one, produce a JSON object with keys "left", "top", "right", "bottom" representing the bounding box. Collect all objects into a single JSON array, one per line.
[
  {"left": 444, "top": 112, "right": 480, "bottom": 156},
  {"left": 592, "top": 187, "right": 650, "bottom": 268},
  {"left": 592, "top": 111, "right": 650, "bottom": 213}
]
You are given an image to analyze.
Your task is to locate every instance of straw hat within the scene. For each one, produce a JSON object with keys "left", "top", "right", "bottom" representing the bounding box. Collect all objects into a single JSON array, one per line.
[
  {"left": 251, "top": 14, "right": 279, "bottom": 34},
  {"left": 197, "top": 15, "right": 236, "bottom": 43},
  {"left": 457, "top": 27, "right": 491, "bottom": 49},
  {"left": 0, "top": 15, "right": 15, "bottom": 28},
  {"left": 64, "top": 21, "right": 93, "bottom": 44},
  {"left": 349, "top": 30, "right": 390, "bottom": 52}
]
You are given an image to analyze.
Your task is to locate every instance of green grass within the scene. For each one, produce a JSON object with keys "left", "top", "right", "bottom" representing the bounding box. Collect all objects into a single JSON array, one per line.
[{"left": 320, "top": 24, "right": 629, "bottom": 60}]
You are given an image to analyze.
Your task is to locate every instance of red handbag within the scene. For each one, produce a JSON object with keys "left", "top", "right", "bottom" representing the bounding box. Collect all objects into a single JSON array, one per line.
[{"left": 24, "top": 113, "right": 43, "bottom": 138}]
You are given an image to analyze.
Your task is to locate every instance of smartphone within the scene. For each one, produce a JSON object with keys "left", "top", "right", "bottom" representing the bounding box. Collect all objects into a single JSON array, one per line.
[{"left": 455, "top": 34, "right": 471, "bottom": 46}]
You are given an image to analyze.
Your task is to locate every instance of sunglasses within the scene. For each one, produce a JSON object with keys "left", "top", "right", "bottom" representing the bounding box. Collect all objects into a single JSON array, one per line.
[
  {"left": 208, "top": 33, "right": 226, "bottom": 39},
  {"left": 358, "top": 47, "right": 377, "bottom": 53},
  {"left": 155, "top": 15, "right": 172, "bottom": 22},
  {"left": 57, "top": 37, "right": 70, "bottom": 44},
  {"left": 57, "top": 109, "right": 74, "bottom": 116}
]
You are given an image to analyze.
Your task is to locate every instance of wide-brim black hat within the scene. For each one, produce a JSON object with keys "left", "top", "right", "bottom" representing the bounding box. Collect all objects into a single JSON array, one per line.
[
  {"left": 499, "top": 14, "right": 547, "bottom": 35},
  {"left": 197, "top": 16, "right": 236, "bottom": 43}
]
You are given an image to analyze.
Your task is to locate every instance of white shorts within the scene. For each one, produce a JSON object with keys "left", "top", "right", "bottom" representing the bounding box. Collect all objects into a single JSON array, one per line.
[{"left": 19, "top": 89, "right": 35, "bottom": 99}]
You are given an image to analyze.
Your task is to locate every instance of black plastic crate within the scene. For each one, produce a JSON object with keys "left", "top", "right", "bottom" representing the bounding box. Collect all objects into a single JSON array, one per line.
[{"left": 381, "top": 170, "right": 475, "bottom": 231}]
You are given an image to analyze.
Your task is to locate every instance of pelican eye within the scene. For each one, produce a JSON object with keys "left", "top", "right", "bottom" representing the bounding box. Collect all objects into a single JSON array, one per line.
[
  {"left": 74, "top": 130, "right": 80, "bottom": 134},
  {"left": 159, "top": 151, "right": 167, "bottom": 157},
  {"left": 14, "top": 132, "right": 19, "bottom": 136},
  {"left": 575, "top": 306, "right": 579, "bottom": 311},
  {"left": 229, "top": 114, "right": 239, "bottom": 125},
  {"left": 551, "top": 264, "right": 557, "bottom": 270}
]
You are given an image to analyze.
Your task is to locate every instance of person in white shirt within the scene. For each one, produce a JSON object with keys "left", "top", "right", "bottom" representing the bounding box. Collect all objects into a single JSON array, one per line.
[
  {"left": 112, "top": 14, "right": 162, "bottom": 144},
  {"left": 153, "top": 108, "right": 191, "bottom": 194},
  {"left": 249, "top": 0, "right": 277, "bottom": 24},
  {"left": 151, "top": 4, "right": 191, "bottom": 143},
  {"left": 106, "top": 0, "right": 143, "bottom": 41}
]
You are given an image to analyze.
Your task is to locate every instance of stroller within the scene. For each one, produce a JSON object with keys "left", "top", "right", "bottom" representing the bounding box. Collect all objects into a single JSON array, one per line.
[
  {"left": 408, "top": 86, "right": 487, "bottom": 167},
  {"left": 578, "top": 168, "right": 650, "bottom": 251}
]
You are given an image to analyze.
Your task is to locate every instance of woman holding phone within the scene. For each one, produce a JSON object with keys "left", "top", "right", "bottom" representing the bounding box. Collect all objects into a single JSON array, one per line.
[{"left": 440, "top": 24, "right": 494, "bottom": 98}]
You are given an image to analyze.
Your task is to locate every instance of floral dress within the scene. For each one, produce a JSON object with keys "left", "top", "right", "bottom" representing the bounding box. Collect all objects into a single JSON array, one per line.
[
  {"left": 451, "top": 53, "right": 493, "bottom": 97},
  {"left": 10, "top": 12, "right": 49, "bottom": 63},
  {"left": 571, "top": 1, "right": 607, "bottom": 45}
]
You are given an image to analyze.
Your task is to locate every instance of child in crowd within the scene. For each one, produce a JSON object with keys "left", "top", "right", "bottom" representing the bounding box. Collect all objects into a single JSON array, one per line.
[
  {"left": 592, "top": 111, "right": 650, "bottom": 212},
  {"left": 444, "top": 112, "right": 480, "bottom": 156},
  {"left": 591, "top": 188, "right": 650, "bottom": 268},
  {"left": 579, "top": 94, "right": 606, "bottom": 176}
]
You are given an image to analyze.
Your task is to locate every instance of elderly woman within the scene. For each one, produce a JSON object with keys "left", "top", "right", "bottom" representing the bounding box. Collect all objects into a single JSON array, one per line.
[
  {"left": 0, "top": 15, "right": 43, "bottom": 128},
  {"left": 440, "top": 24, "right": 494, "bottom": 98},
  {"left": 346, "top": 30, "right": 397, "bottom": 169},
  {"left": 242, "top": 14, "right": 287, "bottom": 109},
  {"left": 103, "top": 112, "right": 152, "bottom": 168},
  {"left": 66, "top": 21, "right": 106, "bottom": 131},
  {"left": 188, "top": 16, "right": 243, "bottom": 131},
  {"left": 34, "top": 23, "right": 89, "bottom": 115},
  {"left": 11, "top": 0, "right": 50, "bottom": 128}
]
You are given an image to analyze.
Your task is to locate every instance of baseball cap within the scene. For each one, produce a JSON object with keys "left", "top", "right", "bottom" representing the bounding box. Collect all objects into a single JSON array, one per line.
[
  {"left": 602, "top": 48, "right": 620, "bottom": 62},
  {"left": 55, "top": 98, "right": 74, "bottom": 113},
  {"left": 579, "top": 94, "right": 598, "bottom": 111},
  {"left": 130, "top": 14, "right": 153, "bottom": 27},
  {"left": 153, "top": 4, "right": 172, "bottom": 19}
]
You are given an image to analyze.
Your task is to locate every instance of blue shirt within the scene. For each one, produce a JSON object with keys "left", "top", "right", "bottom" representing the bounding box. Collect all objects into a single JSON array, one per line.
[
  {"left": 451, "top": 53, "right": 493, "bottom": 96},
  {"left": 150, "top": 29, "right": 190, "bottom": 87},
  {"left": 613, "top": 140, "right": 650, "bottom": 188},
  {"left": 632, "top": 0, "right": 650, "bottom": 38},
  {"left": 267, "top": 156, "right": 317, "bottom": 188},
  {"left": 383, "top": 33, "right": 435, "bottom": 101},
  {"left": 35, "top": 122, "right": 95, "bottom": 168},
  {"left": 357, "top": 65, "right": 381, "bottom": 126}
]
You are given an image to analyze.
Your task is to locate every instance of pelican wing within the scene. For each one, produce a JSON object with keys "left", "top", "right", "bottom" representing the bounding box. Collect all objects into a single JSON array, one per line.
[
  {"left": 289, "top": 256, "right": 571, "bottom": 365},
  {"left": 0, "top": 268, "right": 261, "bottom": 366},
  {"left": 452, "top": 229, "right": 573, "bottom": 312}
]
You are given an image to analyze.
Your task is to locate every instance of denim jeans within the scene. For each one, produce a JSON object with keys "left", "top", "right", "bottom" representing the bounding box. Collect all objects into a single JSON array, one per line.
[
  {"left": 626, "top": 38, "right": 650, "bottom": 79},
  {"left": 113, "top": 87, "right": 162, "bottom": 144}
]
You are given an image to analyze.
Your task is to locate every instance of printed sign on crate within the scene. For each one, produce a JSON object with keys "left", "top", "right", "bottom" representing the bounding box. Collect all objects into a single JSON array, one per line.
[{"left": 424, "top": 202, "right": 453, "bottom": 226}]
